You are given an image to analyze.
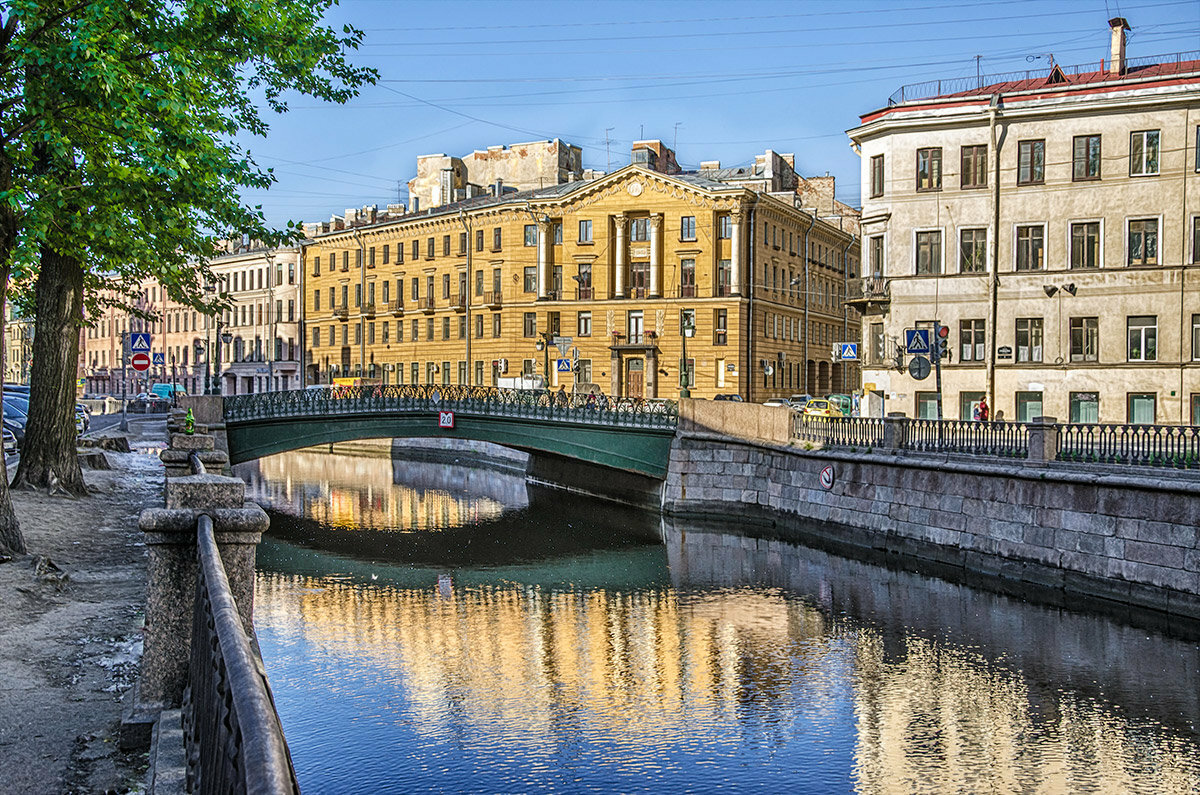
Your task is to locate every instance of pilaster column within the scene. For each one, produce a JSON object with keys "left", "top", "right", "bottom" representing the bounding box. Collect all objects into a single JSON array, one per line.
[
  {"left": 649, "top": 214, "right": 663, "bottom": 298},
  {"left": 614, "top": 214, "right": 628, "bottom": 299},
  {"left": 536, "top": 218, "right": 551, "bottom": 299},
  {"left": 730, "top": 209, "right": 744, "bottom": 297}
]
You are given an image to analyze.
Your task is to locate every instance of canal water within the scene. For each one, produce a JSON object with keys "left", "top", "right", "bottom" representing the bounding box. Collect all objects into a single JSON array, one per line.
[{"left": 238, "top": 444, "right": 1200, "bottom": 794}]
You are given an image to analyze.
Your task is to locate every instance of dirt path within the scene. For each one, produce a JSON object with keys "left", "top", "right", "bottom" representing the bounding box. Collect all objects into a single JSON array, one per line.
[{"left": 0, "top": 419, "right": 166, "bottom": 794}]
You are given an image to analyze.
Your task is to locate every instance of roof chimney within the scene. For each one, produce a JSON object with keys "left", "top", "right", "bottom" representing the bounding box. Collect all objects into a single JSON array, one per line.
[
  {"left": 1109, "top": 17, "right": 1131, "bottom": 76},
  {"left": 493, "top": 178, "right": 503, "bottom": 197}
]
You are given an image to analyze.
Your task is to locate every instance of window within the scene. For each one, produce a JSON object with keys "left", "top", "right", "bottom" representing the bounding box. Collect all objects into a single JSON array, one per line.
[
  {"left": 717, "top": 259, "right": 731, "bottom": 296},
  {"left": 1130, "top": 130, "right": 1160, "bottom": 176},
  {"left": 960, "top": 145, "right": 987, "bottom": 189},
  {"left": 959, "top": 228, "right": 986, "bottom": 273},
  {"left": 411, "top": 319, "right": 419, "bottom": 340},
  {"left": 1069, "top": 392, "right": 1100, "bottom": 423},
  {"left": 680, "top": 216, "right": 696, "bottom": 241},
  {"left": 631, "top": 261, "right": 649, "bottom": 295},
  {"left": 411, "top": 277, "right": 419, "bottom": 301},
  {"left": 714, "top": 309, "right": 727, "bottom": 346},
  {"left": 442, "top": 274, "right": 450, "bottom": 299},
  {"left": 523, "top": 267, "right": 536, "bottom": 293},
  {"left": 524, "top": 224, "right": 537, "bottom": 247},
  {"left": 493, "top": 227, "right": 501, "bottom": 250},
  {"left": 1070, "top": 222, "right": 1101, "bottom": 269},
  {"left": 411, "top": 362, "right": 419, "bottom": 384},
  {"left": 312, "top": 327, "right": 320, "bottom": 347},
  {"left": 577, "top": 359, "right": 592, "bottom": 383},
  {"left": 915, "top": 392, "right": 940, "bottom": 419},
  {"left": 354, "top": 283, "right": 362, "bottom": 307},
  {"left": 1128, "top": 393, "right": 1156, "bottom": 424},
  {"left": 523, "top": 312, "right": 536, "bottom": 337},
  {"left": 1194, "top": 217, "right": 1200, "bottom": 264},
  {"left": 382, "top": 322, "right": 389, "bottom": 344},
  {"left": 915, "top": 230, "right": 941, "bottom": 275},
  {"left": 354, "top": 323, "right": 362, "bottom": 345},
  {"left": 916, "top": 147, "right": 941, "bottom": 191},
  {"left": 1015, "top": 318, "right": 1043, "bottom": 362},
  {"left": 1015, "top": 391, "right": 1044, "bottom": 423},
  {"left": 631, "top": 218, "right": 648, "bottom": 242},
  {"left": 959, "top": 319, "right": 985, "bottom": 362},
  {"left": 959, "top": 392, "right": 985, "bottom": 421},
  {"left": 426, "top": 237, "right": 435, "bottom": 259},
  {"left": 492, "top": 313, "right": 501, "bottom": 338},
  {"left": 1128, "top": 218, "right": 1158, "bottom": 266},
  {"left": 578, "top": 219, "right": 592, "bottom": 243},
  {"left": 312, "top": 255, "right": 320, "bottom": 277},
  {"left": 382, "top": 245, "right": 390, "bottom": 264},
  {"left": 411, "top": 240, "right": 419, "bottom": 260},
  {"left": 367, "top": 323, "right": 375, "bottom": 344},
  {"left": 680, "top": 258, "right": 696, "bottom": 297},
  {"left": 1073, "top": 135, "right": 1101, "bottom": 180},
  {"left": 1017, "top": 140, "right": 1045, "bottom": 184},
  {"left": 313, "top": 290, "right": 320, "bottom": 311},
  {"left": 869, "top": 154, "right": 884, "bottom": 197},
  {"left": 1127, "top": 315, "right": 1157, "bottom": 361},
  {"left": 718, "top": 215, "right": 732, "bottom": 239},
  {"left": 458, "top": 232, "right": 467, "bottom": 254},
  {"left": 1192, "top": 314, "right": 1200, "bottom": 361},
  {"left": 868, "top": 235, "right": 884, "bottom": 276},
  {"left": 577, "top": 311, "right": 591, "bottom": 336},
  {"left": 474, "top": 229, "right": 483, "bottom": 251},
  {"left": 1015, "top": 225, "right": 1044, "bottom": 271}
]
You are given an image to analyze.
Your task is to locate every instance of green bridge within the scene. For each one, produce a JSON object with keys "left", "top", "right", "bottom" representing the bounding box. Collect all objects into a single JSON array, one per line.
[{"left": 222, "top": 386, "right": 679, "bottom": 478}]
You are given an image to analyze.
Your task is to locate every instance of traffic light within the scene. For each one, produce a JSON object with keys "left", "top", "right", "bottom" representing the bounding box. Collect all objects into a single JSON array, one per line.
[{"left": 934, "top": 323, "right": 950, "bottom": 361}]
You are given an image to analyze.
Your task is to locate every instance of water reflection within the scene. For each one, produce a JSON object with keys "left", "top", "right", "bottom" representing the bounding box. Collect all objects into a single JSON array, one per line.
[{"left": 243, "top": 447, "right": 1200, "bottom": 793}]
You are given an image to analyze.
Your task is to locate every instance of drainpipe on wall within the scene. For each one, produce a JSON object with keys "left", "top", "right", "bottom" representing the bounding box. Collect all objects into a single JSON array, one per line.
[
  {"left": 801, "top": 212, "right": 816, "bottom": 395},
  {"left": 986, "top": 95, "right": 1003, "bottom": 413},
  {"left": 841, "top": 233, "right": 857, "bottom": 395},
  {"left": 1180, "top": 113, "right": 1190, "bottom": 423},
  {"left": 746, "top": 201, "right": 756, "bottom": 401},
  {"left": 354, "top": 229, "right": 366, "bottom": 381},
  {"left": 459, "top": 209, "right": 472, "bottom": 386}
]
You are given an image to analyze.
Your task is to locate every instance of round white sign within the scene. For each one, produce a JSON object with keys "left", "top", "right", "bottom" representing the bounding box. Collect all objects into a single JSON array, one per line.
[{"left": 819, "top": 465, "right": 835, "bottom": 490}]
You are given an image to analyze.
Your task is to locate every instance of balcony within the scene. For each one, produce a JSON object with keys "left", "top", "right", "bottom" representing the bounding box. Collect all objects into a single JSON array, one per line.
[
  {"left": 451, "top": 293, "right": 466, "bottom": 312},
  {"left": 575, "top": 286, "right": 593, "bottom": 300},
  {"left": 715, "top": 284, "right": 733, "bottom": 297},
  {"left": 544, "top": 289, "right": 561, "bottom": 301},
  {"left": 420, "top": 297, "right": 436, "bottom": 313},
  {"left": 333, "top": 305, "right": 349, "bottom": 321},
  {"left": 627, "top": 287, "right": 647, "bottom": 299},
  {"left": 388, "top": 300, "right": 405, "bottom": 316},
  {"left": 845, "top": 277, "right": 890, "bottom": 313},
  {"left": 482, "top": 291, "right": 502, "bottom": 308},
  {"left": 364, "top": 302, "right": 376, "bottom": 319},
  {"left": 610, "top": 330, "right": 657, "bottom": 350}
]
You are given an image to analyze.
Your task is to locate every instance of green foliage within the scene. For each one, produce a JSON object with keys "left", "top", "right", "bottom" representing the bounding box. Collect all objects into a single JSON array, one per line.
[{"left": 0, "top": 0, "right": 377, "bottom": 305}]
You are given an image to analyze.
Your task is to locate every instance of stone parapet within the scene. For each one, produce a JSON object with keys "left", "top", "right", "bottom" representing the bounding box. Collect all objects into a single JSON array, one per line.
[{"left": 664, "top": 430, "right": 1200, "bottom": 622}]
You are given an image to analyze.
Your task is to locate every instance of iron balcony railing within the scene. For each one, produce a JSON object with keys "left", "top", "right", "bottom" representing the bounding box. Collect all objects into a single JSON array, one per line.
[
  {"left": 333, "top": 305, "right": 349, "bottom": 320},
  {"left": 575, "top": 286, "right": 593, "bottom": 300},
  {"left": 1057, "top": 422, "right": 1200, "bottom": 468},
  {"left": 482, "top": 291, "right": 502, "bottom": 307},
  {"left": 225, "top": 384, "right": 678, "bottom": 430},
  {"left": 388, "top": 300, "right": 404, "bottom": 316},
  {"left": 183, "top": 514, "right": 299, "bottom": 795}
]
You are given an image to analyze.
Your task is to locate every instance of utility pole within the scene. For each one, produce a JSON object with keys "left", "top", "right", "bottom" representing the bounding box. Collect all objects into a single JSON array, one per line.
[
  {"left": 673, "top": 122, "right": 681, "bottom": 151},
  {"left": 605, "top": 127, "right": 613, "bottom": 171}
]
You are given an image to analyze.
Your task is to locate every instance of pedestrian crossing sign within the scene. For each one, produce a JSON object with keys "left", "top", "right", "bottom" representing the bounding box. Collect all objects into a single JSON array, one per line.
[
  {"left": 130, "top": 332, "right": 151, "bottom": 352},
  {"left": 556, "top": 359, "right": 571, "bottom": 372},
  {"left": 152, "top": 353, "right": 165, "bottom": 365}
]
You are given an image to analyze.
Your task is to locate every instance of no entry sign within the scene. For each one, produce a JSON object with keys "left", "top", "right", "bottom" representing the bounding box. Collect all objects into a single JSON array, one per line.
[{"left": 130, "top": 352, "right": 151, "bottom": 372}]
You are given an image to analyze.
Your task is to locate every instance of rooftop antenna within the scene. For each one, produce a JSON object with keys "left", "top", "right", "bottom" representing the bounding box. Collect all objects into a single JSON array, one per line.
[
  {"left": 673, "top": 122, "right": 681, "bottom": 151},
  {"left": 640, "top": 123, "right": 644, "bottom": 139},
  {"left": 605, "top": 127, "right": 614, "bottom": 171},
  {"left": 974, "top": 55, "right": 982, "bottom": 88}
]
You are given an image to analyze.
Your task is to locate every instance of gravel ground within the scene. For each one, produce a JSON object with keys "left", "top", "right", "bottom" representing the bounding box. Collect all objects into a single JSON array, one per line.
[{"left": 0, "top": 418, "right": 166, "bottom": 794}]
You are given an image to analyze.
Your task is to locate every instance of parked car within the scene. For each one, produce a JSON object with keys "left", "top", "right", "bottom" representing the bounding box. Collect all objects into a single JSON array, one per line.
[
  {"left": 763, "top": 398, "right": 791, "bottom": 408},
  {"left": 150, "top": 384, "right": 187, "bottom": 400},
  {"left": 826, "top": 394, "right": 853, "bottom": 416},
  {"left": 129, "top": 397, "right": 171, "bottom": 414},
  {"left": 75, "top": 404, "right": 90, "bottom": 432},
  {"left": 788, "top": 394, "right": 813, "bottom": 410},
  {"left": 712, "top": 394, "right": 744, "bottom": 402},
  {"left": 2, "top": 426, "right": 15, "bottom": 456},
  {"left": 3, "top": 415, "right": 24, "bottom": 449},
  {"left": 804, "top": 398, "right": 843, "bottom": 418}
]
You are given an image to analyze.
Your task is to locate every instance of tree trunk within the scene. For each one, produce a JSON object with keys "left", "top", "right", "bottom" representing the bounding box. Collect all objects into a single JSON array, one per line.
[{"left": 12, "top": 244, "right": 87, "bottom": 495}]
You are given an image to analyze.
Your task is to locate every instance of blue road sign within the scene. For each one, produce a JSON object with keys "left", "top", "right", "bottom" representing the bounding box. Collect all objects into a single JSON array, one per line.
[
  {"left": 130, "top": 332, "right": 151, "bottom": 352},
  {"left": 904, "top": 329, "right": 930, "bottom": 355},
  {"left": 152, "top": 353, "right": 165, "bottom": 366},
  {"left": 839, "top": 343, "right": 859, "bottom": 361},
  {"left": 556, "top": 358, "right": 571, "bottom": 372}
]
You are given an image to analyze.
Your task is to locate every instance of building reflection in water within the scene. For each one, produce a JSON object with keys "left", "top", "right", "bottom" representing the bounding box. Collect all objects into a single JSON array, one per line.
[{"left": 243, "top": 447, "right": 1200, "bottom": 792}]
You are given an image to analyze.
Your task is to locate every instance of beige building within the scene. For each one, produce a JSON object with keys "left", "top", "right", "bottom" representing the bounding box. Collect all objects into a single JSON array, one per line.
[
  {"left": 848, "top": 19, "right": 1200, "bottom": 424},
  {"left": 82, "top": 242, "right": 302, "bottom": 397},
  {"left": 304, "top": 141, "right": 860, "bottom": 401},
  {"left": 4, "top": 306, "right": 33, "bottom": 386},
  {"left": 408, "top": 139, "right": 583, "bottom": 212}
]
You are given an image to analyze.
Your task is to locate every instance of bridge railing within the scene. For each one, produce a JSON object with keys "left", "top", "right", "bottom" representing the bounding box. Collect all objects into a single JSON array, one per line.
[
  {"left": 225, "top": 385, "right": 678, "bottom": 429},
  {"left": 184, "top": 514, "right": 299, "bottom": 794},
  {"left": 1056, "top": 422, "right": 1200, "bottom": 468}
]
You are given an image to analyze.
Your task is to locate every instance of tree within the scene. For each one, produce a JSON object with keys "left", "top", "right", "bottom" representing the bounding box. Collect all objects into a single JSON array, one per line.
[{"left": 0, "top": 0, "right": 375, "bottom": 550}]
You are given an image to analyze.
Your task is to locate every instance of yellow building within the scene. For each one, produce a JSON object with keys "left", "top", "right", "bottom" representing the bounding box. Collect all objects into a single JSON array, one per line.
[{"left": 302, "top": 159, "right": 860, "bottom": 401}]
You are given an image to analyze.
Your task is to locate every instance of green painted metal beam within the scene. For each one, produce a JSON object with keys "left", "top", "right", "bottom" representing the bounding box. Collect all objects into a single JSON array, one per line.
[{"left": 225, "top": 411, "right": 676, "bottom": 478}]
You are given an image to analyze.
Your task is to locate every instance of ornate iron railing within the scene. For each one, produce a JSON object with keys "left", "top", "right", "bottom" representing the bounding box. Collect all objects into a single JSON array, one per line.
[
  {"left": 183, "top": 514, "right": 299, "bottom": 795},
  {"left": 225, "top": 385, "right": 678, "bottom": 430},
  {"left": 907, "top": 418, "right": 1029, "bottom": 457},
  {"left": 1056, "top": 423, "right": 1200, "bottom": 468},
  {"left": 794, "top": 415, "right": 885, "bottom": 448}
]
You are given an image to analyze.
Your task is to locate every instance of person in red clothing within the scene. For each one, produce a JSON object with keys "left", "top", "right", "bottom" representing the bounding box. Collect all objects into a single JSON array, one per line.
[{"left": 978, "top": 395, "right": 989, "bottom": 421}]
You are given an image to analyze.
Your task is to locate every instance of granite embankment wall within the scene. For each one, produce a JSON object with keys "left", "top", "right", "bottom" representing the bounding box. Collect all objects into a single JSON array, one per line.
[{"left": 663, "top": 400, "right": 1200, "bottom": 622}]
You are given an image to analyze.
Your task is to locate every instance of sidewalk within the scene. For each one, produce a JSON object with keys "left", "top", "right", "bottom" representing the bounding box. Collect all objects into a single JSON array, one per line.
[{"left": 0, "top": 419, "right": 166, "bottom": 794}]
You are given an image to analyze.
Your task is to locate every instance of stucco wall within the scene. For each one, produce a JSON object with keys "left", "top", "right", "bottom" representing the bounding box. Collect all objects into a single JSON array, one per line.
[{"left": 664, "top": 420, "right": 1200, "bottom": 620}]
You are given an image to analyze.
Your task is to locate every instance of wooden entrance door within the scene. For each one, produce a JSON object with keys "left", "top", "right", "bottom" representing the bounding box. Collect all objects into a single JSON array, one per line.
[{"left": 626, "top": 358, "right": 644, "bottom": 398}]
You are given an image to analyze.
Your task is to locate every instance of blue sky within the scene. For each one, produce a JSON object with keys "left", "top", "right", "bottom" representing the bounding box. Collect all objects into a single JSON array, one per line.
[{"left": 241, "top": 0, "right": 1200, "bottom": 229}]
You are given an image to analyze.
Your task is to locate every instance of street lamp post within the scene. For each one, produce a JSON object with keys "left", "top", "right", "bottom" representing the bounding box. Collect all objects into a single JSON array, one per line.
[
  {"left": 535, "top": 332, "right": 551, "bottom": 389},
  {"left": 680, "top": 314, "right": 694, "bottom": 399},
  {"left": 215, "top": 322, "right": 232, "bottom": 396}
]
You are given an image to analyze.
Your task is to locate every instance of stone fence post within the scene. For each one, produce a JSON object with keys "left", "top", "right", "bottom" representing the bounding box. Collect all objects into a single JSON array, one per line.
[
  {"left": 1026, "top": 416, "right": 1059, "bottom": 463},
  {"left": 882, "top": 413, "right": 909, "bottom": 452},
  {"left": 121, "top": 428, "right": 268, "bottom": 749}
]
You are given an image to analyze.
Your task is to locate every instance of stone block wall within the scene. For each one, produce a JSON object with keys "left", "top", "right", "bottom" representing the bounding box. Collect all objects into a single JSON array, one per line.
[{"left": 664, "top": 432, "right": 1200, "bottom": 621}]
